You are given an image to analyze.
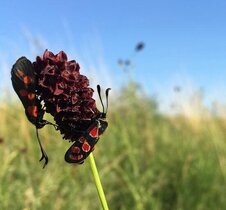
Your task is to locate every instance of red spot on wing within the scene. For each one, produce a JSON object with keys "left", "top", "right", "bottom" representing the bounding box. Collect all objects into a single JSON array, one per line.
[
  {"left": 27, "top": 93, "right": 35, "bottom": 100},
  {"left": 15, "top": 70, "right": 33, "bottom": 84},
  {"left": 27, "top": 106, "right": 38, "bottom": 118},
  {"left": 23, "top": 76, "right": 32, "bottom": 84},
  {"left": 82, "top": 142, "right": 91, "bottom": 152},
  {"left": 69, "top": 154, "right": 83, "bottom": 161},
  {"left": 79, "top": 136, "right": 86, "bottom": 143},
  {"left": 72, "top": 146, "right": 80, "bottom": 153},
  {"left": 89, "top": 126, "right": 99, "bottom": 138},
  {"left": 19, "top": 90, "right": 35, "bottom": 100},
  {"left": 19, "top": 89, "right": 28, "bottom": 97}
]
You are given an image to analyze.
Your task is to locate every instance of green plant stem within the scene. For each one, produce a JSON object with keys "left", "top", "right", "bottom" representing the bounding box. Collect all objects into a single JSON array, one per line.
[{"left": 88, "top": 153, "right": 109, "bottom": 210}]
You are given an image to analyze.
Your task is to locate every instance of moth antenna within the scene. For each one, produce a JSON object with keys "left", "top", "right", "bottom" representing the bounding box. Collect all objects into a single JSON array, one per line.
[
  {"left": 105, "top": 88, "right": 111, "bottom": 115},
  {"left": 97, "top": 85, "right": 105, "bottom": 113}
]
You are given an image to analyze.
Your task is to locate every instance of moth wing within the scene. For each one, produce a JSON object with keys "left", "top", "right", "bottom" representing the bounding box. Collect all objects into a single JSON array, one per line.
[
  {"left": 65, "top": 140, "right": 85, "bottom": 164},
  {"left": 11, "top": 56, "right": 35, "bottom": 89},
  {"left": 64, "top": 135, "right": 98, "bottom": 164},
  {"left": 11, "top": 57, "right": 38, "bottom": 123}
]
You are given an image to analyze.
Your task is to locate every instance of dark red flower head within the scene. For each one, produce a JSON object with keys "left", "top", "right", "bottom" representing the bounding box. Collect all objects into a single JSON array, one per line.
[{"left": 33, "top": 50, "right": 100, "bottom": 141}]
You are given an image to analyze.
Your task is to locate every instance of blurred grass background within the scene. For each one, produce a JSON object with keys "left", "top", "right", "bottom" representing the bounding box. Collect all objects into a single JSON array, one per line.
[{"left": 0, "top": 80, "right": 226, "bottom": 210}]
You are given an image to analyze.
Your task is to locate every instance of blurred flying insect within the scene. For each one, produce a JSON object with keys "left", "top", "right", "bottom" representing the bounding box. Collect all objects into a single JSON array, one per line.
[
  {"left": 135, "top": 42, "right": 145, "bottom": 51},
  {"left": 118, "top": 41, "right": 145, "bottom": 73}
]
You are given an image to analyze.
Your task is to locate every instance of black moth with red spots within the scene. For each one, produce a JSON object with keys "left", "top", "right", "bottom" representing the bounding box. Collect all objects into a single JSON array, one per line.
[
  {"left": 65, "top": 85, "right": 110, "bottom": 164},
  {"left": 11, "top": 57, "right": 45, "bottom": 127},
  {"left": 11, "top": 57, "right": 57, "bottom": 168},
  {"left": 11, "top": 51, "right": 110, "bottom": 168}
]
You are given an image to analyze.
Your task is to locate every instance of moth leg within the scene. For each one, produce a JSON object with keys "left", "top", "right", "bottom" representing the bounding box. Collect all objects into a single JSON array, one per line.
[
  {"left": 45, "top": 120, "right": 58, "bottom": 130},
  {"left": 38, "top": 120, "right": 58, "bottom": 130},
  {"left": 36, "top": 128, "right": 48, "bottom": 168}
]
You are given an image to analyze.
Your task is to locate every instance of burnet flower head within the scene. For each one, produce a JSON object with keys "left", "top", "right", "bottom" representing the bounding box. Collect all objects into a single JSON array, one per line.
[{"left": 33, "top": 50, "right": 101, "bottom": 141}]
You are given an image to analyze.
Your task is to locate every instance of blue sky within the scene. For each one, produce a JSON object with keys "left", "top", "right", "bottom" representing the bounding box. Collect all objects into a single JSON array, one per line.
[{"left": 1, "top": 0, "right": 226, "bottom": 110}]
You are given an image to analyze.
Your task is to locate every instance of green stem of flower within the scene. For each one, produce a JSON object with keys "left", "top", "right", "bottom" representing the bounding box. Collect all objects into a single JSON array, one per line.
[{"left": 88, "top": 153, "right": 109, "bottom": 210}]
